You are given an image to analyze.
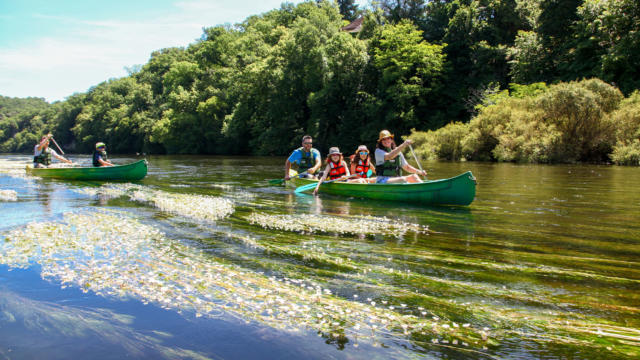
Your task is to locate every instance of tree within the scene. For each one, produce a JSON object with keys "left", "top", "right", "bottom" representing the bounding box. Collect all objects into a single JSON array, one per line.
[
  {"left": 372, "top": 20, "right": 445, "bottom": 133},
  {"left": 379, "top": 0, "right": 427, "bottom": 25},
  {"left": 336, "top": 0, "right": 359, "bottom": 21},
  {"left": 576, "top": 0, "right": 640, "bottom": 94}
]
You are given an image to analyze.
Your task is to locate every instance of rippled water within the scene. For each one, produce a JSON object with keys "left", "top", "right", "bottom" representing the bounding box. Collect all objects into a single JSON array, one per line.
[{"left": 0, "top": 154, "right": 638, "bottom": 359}]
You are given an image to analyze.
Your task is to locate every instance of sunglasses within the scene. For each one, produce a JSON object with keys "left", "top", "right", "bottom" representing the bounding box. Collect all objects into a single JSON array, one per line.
[
  {"left": 303, "top": 142, "right": 312, "bottom": 145},
  {"left": 359, "top": 151, "right": 368, "bottom": 155}
]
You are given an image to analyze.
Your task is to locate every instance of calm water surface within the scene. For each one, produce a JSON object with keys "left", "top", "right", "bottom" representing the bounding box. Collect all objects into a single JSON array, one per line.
[{"left": 0, "top": 154, "right": 638, "bottom": 359}]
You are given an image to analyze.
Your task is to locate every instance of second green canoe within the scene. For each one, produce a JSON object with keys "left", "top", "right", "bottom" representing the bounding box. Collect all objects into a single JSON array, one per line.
[
  {"left": 291, "top": 171, "right": 476, "bottom": 206},
  {"left": 26, "top": 159, "right": 148, "bottom": 181}
]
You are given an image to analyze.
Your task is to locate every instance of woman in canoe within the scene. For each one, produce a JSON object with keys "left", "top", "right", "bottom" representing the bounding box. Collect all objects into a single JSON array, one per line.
[
  {"left": 313, "top": 147, "right": 352, "bottom": 195},
  {"left": 33, "top": 134, "right": 73, "bottom": 168},
  {"left": 374, "top": 130, "right": 426, "bottom": 184},
  {"left": 348, "top": 145, "right": 376, "bottom": 183}
]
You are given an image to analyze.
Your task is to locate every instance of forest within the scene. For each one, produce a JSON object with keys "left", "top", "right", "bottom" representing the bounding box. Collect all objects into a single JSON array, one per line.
[{"left": 1, "top": 0, "right": 639, "bottom": 164}]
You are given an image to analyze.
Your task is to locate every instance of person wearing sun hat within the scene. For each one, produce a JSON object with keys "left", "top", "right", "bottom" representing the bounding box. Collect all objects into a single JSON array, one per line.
[
  {"left": 374, "top": 130, "right": 426, "bottom": 184},
  {"left": 92, "top": 142, "right": 114, "bottom": 167},
  {"left": 348, "top": 144, "right": 376, "bottom": 183},
  {"left": 33, "top": 133, "right": 73, "bottom": 168},
  {"left": 313, "top": 147, "right": 352, "bottom": 195}
]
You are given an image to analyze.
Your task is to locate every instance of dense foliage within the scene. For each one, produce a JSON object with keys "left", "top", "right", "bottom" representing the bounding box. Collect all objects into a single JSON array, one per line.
[
  {"left": 0, "top": 0, "right": 638, "bottom": 164},
  {"left": 409, "top": 79, "right": 640, "bottom": 165}
]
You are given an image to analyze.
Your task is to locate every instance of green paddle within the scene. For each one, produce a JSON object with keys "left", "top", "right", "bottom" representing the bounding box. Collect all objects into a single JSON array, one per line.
[{"left": 294, "top": 174, "right": 359, "bottom": 194}]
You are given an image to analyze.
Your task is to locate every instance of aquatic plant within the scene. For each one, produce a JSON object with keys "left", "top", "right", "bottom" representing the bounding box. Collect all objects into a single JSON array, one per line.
[
  {"left": 0, "top": 210, "right": 493, "bottom": 355},
  {"left": 246, "top": 213, "right": 429, "bottom": 238},
  {"left": 75, "top": 184, "right": 234, "bottom": 222},
  {"left": 0, "top": 189, "right": 17, "bottom": 201}
]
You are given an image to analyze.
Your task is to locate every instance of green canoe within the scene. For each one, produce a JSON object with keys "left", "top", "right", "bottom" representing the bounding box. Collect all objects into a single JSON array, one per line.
[
  {"left": 26, "top": 159, "right": 148, "bottom": 181},
  {"left": 291, "top": 171, "right": 476, "bottom": 206}
]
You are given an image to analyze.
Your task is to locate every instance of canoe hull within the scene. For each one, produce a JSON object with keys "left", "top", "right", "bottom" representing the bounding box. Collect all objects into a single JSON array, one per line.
[
  {"left": 26, "top": 159, "right": 148, "bottom": 181},
  {"left": 291, "top": 171, "right": 476, "bottom": 206}
]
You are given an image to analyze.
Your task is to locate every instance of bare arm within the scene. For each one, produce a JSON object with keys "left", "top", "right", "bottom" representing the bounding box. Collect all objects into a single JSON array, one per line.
[
  {"left": 53, "top": 152, "right": 73, "bottom": 164},
  {"left": 402, "top": 163, "right": 426, "bottom": 176},
  {"left": 98, "top": 158, "right": 114, "bottom": 166},
  {"left": 36, "top": 134, "right": 52, "bottom": 152},
  {"left": 343, "top": 161, "right": 350, "bottom": 177},
  {"left": 284, "top": 160, "right": 292, "bottom": 180},
  {"left": 313, "top": 164, "right": 330, "bottom": 195},
  {"left": 384, "top": 140, "right": 412, "bottom": 161}
]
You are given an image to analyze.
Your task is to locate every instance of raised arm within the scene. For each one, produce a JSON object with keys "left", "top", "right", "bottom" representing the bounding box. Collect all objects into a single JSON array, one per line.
[{"left": 384, "top": 139, "right": 413, "bottom": 161}]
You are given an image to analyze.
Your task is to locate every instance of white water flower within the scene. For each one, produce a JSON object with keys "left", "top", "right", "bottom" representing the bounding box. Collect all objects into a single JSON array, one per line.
[{"left": 0, "top": 189, "right": 17, "bottom": 201}]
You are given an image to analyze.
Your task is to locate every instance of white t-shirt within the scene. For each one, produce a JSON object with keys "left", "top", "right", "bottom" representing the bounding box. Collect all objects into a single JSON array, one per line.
[
  {"left": 375, "top": 148, "right": 407, "bottom": 167},
  {"left": 34, "top": 145, "right": 59, "bottom": 158}
]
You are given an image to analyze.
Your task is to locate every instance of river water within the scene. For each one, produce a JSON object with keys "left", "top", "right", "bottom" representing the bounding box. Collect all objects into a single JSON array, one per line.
[{"left": 0, "top": 154, "right": 638, "bottom": 359}]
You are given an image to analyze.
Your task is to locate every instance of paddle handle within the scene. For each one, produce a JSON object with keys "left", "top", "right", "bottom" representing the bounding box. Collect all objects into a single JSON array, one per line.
[
  {"left": 50, "top": 136, "right": 65, "bottom": 155},
  {"left": 408, "top": 144, "right": 425, "bottom": 178}
]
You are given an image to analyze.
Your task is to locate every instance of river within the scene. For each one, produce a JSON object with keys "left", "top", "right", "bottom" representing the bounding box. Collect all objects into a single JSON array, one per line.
[{"left": 0, "top": 154, "right": 638, "bottom": 359}]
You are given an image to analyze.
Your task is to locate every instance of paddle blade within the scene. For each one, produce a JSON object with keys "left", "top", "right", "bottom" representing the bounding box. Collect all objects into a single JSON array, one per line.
[
  {"left": 268, "top": 178, "right": 285, "bottom": 185},
  {"left": 294, "top": 183, "right": 317, "bottom": 194}
]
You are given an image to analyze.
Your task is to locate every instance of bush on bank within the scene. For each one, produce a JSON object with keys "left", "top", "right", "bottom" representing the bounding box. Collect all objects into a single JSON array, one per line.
[{"left": 409, "top": 79, "right": 639, "bottom": 164}]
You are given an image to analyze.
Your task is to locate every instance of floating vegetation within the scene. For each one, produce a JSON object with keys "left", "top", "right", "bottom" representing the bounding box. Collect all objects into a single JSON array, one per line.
[
  {"left": 0, "top": 189, "right": 17, "bottom": 201},
  {"left": 246, "top": 213, "right": 429, "bottom": 238},
  {"left": 75, "top": 184, "right": 234, "bottom": 222},
  {"left": 0, "top": 159, "right": 32, "bottom": 179},
  {"left": 0, "top": 210, "right": 492, "bottom": 355}
]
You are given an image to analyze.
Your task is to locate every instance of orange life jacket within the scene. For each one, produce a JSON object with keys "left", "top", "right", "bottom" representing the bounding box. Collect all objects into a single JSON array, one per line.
[
  {"left": 354, "top": 159, "right": 370, "bottom": 178},
  {"left": 328, "top": 160, "right": 347, "bottom": 180}
]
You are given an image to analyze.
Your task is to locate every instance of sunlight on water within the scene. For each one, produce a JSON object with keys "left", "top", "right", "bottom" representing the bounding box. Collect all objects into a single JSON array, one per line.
[{"left": 0, "top": 210, "right": 494, "bottom": 355}]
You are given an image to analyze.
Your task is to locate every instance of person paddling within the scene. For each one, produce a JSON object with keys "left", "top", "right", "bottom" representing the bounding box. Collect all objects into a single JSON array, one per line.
[
  {"left": 313, "top": 147, "right": 351, "bottom": 195},
  {"left": 284, "top": 135, "right": 322, "bottom": 180},
  {"left": 93, "top": 142, "right": 114, "bottom": 167},
  {"left": 33, "top": 133, "right": 73, "bottom": 168},
  {"left": 374, "top": 130, "right": 426, "bottom": 184}
]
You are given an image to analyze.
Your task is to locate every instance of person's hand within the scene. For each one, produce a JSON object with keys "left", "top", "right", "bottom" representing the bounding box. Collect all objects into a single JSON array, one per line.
[
  {"left": 47, "top": 133, "right": 53, "bottom": 139},
  {"left": 402, "top": 139, "right": 413, "bottom": 147},
  {"left": 419, "top": 170, "right": 427, "bottom": 177},
  {"left": 284, "top": 175, "right": 291, "bottom": 181}
]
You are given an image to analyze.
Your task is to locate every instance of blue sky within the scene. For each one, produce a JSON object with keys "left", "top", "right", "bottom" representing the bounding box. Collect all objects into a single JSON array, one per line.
[{"left": 0, "top": 0, "right": 367, "bottom": 102}]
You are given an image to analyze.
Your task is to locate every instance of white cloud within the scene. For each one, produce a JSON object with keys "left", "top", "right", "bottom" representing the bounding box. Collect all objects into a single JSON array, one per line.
[{"left": 0, "top": 0, "right": 297, "bottom": 102}]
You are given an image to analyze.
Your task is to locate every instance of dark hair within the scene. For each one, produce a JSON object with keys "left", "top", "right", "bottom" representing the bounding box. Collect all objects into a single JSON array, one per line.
[
  {"left": 377, "top": 138, "right": 396, "bottom": 151},
  {"left": 302, "top": 135, "right": 312, "bottom": 143},
  {"left": 350, "top": 149, "right": 371, "bottom": 166}
]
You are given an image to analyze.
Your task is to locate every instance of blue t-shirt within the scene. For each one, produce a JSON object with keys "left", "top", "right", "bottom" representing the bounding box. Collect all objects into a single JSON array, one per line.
[{"left": 288, "top": 148, "right": 321, "bottom": 169}]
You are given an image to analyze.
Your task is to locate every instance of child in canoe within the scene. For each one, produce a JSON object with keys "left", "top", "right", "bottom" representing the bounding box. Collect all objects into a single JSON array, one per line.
[
  {"left": 313, "top": 147, "right": 354, "bottom": 195},
  {"left": 349, "top": 145, "right": 376, "bottom": 183}
]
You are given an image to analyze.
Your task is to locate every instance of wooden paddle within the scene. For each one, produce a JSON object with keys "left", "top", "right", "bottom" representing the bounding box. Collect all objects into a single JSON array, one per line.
[
  {"left": 49, "top": 136, "right": 65, "bottom": 155},
  {"left": 294, "top": 174, "right": 360, "bottom": 194},
  {"left": 408, "top": 144, "right": 426, "bottom": 179}
]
